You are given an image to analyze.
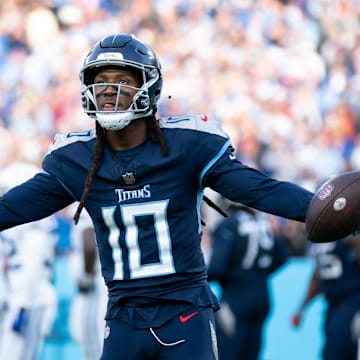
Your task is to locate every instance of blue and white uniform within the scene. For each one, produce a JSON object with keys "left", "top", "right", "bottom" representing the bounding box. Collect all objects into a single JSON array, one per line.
[
  {"left": 69, "top": 209, "right": 107, "bottom": 360},
  {"left": 0, "top": 163, "right": 58, "bottom": 360},
  {"left": 0, "top": 234, "right": 10, "bottom": 345}
]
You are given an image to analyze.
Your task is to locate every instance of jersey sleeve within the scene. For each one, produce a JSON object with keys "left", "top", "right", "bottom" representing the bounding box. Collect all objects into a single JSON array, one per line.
[
  {"left": 0, "top": 172, "right": 74, "bottom": 230},
  {"left": 5, "top": 218, "right": 57, "bottom": 307},
  {"left": 42, "top": 130, "right": 95, "bottom": 200},
  {"left": 159, "top": 113, "right": 230, "bottom": 139},
  {"left": 202, "top": 146, "right": 313, "bottom": 222}
]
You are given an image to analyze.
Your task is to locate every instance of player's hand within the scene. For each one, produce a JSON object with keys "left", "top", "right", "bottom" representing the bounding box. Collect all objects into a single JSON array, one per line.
[
  {"left": 290, "top": 313, "right": 302, "bottom": 328},
  {"left": 77, "top": 274, "right": 95, "bottom": 293},
  {"left": 12, "top": 307, "right": 28, "bottom": 334}
]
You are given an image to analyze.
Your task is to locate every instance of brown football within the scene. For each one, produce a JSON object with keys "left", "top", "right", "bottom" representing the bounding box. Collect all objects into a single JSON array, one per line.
[{"left": 305, "top": 171, "right": 360, "bottom": 243}]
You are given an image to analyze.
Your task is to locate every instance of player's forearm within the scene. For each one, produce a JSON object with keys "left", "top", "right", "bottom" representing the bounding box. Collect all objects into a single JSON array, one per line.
[
  {"left": 300, "top": 271, "right": 321, "bottom": 309},
  {"left": 0, "top": 174, "right": 73, "bottom": 230},
  {"left": 207, "top": 161, "right": 313, "bottom": 222}
]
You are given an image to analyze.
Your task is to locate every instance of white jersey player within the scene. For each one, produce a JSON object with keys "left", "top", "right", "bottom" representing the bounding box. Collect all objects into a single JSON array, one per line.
[
  {"left": 68, "top": 208, "right": 107, "bottom": 360},
  {"left": 0, "top": 163, "right": 58, "bottom": 360},
  {"left": 0, "top": 234, "right": 11, "bottom": 343}
]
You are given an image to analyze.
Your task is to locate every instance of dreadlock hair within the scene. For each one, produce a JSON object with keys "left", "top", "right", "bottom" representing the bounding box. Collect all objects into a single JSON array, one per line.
[
  {"left": 73, "top": 121, "right": 104, "bottom": 225},
  {"left": 73, "top": 115, "right": 169, "bottom": 224}
]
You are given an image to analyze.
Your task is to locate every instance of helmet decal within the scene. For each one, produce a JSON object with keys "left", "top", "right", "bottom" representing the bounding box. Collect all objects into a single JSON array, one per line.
[{"left": 96, "top": 52, "right": 124, "bottom": 61}]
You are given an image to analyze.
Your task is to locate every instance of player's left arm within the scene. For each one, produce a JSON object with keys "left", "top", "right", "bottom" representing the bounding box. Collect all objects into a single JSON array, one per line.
[{"left": 202, "top": 147, "right": 313, "bottom": 222}]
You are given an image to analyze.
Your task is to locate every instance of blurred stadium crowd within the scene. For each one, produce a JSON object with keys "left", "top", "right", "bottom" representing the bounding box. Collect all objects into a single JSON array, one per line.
[
  {"left": 1, "top": 1, "right": 359, "bottom": 358},
  {"left": 0, "top": 0, "right": 359, "bottom": 246}
]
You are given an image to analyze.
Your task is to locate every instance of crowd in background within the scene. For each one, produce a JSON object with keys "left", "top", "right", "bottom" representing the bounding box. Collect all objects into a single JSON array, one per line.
[
  {"left": 0, "top": 1, "right": 359, "bottom": 358},
  {"left": 0, "top": 0, "right": 359, "bottom": 253}
]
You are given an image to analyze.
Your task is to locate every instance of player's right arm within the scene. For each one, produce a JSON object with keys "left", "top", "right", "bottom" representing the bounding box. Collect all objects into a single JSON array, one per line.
[{"left": 0, "top": 171, "right": 74, "bottom": 230}]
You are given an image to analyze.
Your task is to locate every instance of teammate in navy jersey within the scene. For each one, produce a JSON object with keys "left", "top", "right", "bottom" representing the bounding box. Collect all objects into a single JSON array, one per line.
[
  {"left": 291, "top": 237, "right": 360, "bottom": 360},
  {"left": 0, "top": 33, "right": 313, "bottom": 359},
  {"left": 208, "top": 202, "right": 289, "bottom": 360}
]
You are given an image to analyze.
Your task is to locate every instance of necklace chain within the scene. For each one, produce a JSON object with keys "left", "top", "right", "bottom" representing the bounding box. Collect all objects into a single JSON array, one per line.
[{"left": 109, "top": 142, "right": 147, "bottom": 185}]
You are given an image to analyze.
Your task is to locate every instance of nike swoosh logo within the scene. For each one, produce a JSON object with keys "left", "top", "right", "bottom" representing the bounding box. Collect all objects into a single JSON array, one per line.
[
  {"left": 179, "top": 311, "right": 199, "bottom": 323},
  {"left": 229, "top": 154, "right": 236, "bottom": 160}
]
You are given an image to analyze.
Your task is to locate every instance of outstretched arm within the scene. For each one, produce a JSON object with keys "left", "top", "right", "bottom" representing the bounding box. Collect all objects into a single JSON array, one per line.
[
  {"left": 0, "top": 172, "right": 74, "bottom": 230},
  {"left": 204, "top": 149, "right": 313, "bottom": 222}
]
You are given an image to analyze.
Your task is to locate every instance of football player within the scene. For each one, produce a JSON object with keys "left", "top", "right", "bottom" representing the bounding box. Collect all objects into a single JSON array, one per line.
[
  {"left": 0, "top": 163, "right": 58, "bottom": 360},
  {"left": 0, "top": 33, "right": 313, "bottom": 360},
  {"left": 0, "top": 232, "right": 10, "bottom": 348},
  {"left": 68, "top": 208, "right": 107, "bottom": 360},
  {"left": 207, "top": 202, "right": 289, "bottom": 360},
  {"left": 291, "top": 236, "right": 360, "bottom": 360}
]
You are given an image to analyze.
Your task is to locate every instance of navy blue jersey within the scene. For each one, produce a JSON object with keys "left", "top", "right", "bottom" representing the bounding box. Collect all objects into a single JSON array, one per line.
[
  {"left": 311, "top": 240, "right": 360, "bottom": 302},
  {"left": 208, "top": 208, "right": 288, "bottom": 315},
  {"left": 0, "top": 115, "right": 312, "bottom": 326}
]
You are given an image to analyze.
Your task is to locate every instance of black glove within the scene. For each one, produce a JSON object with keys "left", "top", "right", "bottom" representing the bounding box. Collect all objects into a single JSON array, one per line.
[{"left": 77, "top": 274, "right": 95, "bottom": 294}]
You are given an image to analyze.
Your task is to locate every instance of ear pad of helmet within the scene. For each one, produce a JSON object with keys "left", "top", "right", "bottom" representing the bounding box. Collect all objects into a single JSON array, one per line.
[
  {"left": 81, "top": 92, "right": 96, "bottom": 112},
  {"left": 134, "top": 91, "right": 150, "bottom": 110}
]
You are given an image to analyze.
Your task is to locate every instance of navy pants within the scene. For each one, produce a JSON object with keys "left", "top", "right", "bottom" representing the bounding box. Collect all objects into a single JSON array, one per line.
[
  {"left": 323, "top": 300, "right": 360, "bottom": 360},
  {"left": 100, "top": 306, "right": 218, "bottom": 360},
  {"left": 215, "top": 310, "right": 266, "bottom": 360}
]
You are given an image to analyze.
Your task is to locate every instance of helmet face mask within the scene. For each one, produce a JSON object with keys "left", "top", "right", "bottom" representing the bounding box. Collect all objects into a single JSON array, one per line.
[{"left": 80, "top": 34, "right": 162, "bottom": 131}]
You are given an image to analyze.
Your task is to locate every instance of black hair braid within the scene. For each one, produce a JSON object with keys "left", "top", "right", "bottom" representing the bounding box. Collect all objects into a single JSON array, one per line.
[
  {"left": 147, "top": 115, "right": 169, "bottom": 156},
  {"left": 73, "top": 122, "right": 105, "bottom": 225}
]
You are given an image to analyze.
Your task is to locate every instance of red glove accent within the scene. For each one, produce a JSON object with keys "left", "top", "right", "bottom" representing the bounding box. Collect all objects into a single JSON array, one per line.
[{"left": 291, "top": 314, "right": 301, "bottom": 327}]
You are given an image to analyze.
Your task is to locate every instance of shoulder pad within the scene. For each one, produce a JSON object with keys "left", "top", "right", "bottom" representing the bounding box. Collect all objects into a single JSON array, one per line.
[
  {"left": 47, "top": 129, "right": 96, "bottom": 154},
  {"left": 159, "top": 113, "right": 229, "bottom": 139}
]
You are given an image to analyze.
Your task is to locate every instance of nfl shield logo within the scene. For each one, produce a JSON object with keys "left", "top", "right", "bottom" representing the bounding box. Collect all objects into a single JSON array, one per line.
[{"left": 317, "top": 183, "right": 334, "bottom": 200}]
